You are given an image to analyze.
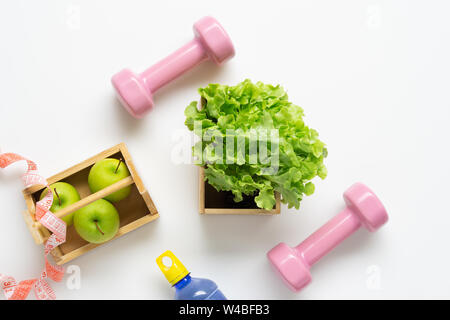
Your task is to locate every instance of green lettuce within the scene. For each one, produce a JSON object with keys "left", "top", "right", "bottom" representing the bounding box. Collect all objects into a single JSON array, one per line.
[{"left": 184, "top": 79, "right": 327, "bottom": 210}]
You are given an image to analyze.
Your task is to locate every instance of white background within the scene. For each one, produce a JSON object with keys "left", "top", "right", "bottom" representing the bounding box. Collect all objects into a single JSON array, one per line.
[{"left": 0, "top": 0, "right": 449, "bottom": 299}]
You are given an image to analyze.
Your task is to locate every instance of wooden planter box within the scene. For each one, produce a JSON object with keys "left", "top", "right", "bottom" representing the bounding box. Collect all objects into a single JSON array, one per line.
[
  {"left": 198, "top": 167, "right": 281, "bottom": 215},
  {"left": 22, "top": 143, "right": 159, "bottom": 265},
  {"left": 196, "top": 97, "right": 280, "bottom": 215}
]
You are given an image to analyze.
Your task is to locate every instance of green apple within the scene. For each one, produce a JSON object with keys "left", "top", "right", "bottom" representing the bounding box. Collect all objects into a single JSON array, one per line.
[
  {"left": 39, "top": 182, "right": 80, "bottom": 226},
  {"left": 88, "top": 158, "right": 131, "bottom": 202},
  {"left": 73, "top": 199, "right": 120, "bottom": 244}
]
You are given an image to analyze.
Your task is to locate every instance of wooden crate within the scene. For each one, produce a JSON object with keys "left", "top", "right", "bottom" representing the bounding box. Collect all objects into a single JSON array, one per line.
[
  {"left": 198, "top": 167, "right": 281, "bottom": 215},
  {"left": 197, "top": 97, "right": 280, "bottom": 215},
  {"left": 22, "top": 143, "right": 159, "bottom": 265}
]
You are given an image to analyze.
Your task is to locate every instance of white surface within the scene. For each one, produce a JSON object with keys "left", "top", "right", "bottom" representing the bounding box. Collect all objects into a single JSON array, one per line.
[{"left": 0, "top": 0, "right": 449, "bottom": 300}]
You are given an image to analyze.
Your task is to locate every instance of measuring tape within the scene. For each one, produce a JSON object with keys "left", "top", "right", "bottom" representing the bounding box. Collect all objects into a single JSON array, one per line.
[{"left": 0, "top": 152, "right": 66, "bottom": 300}]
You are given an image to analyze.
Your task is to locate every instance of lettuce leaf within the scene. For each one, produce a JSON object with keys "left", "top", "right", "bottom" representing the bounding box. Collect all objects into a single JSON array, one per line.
[{"left": 185, "top": 79, "right": 327, "bottom": 210}]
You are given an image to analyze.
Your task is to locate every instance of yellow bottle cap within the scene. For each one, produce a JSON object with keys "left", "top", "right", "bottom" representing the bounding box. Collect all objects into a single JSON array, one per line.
[{"left": 156, "top": 250, "right": 190, "bottom": 286}]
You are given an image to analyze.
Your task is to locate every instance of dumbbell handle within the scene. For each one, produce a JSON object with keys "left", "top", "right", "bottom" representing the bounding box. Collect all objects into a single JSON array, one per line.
[
  {"left": 141, "top": 38, "right": 208, "bottom": 93},
  {"left": 295, "top": 207, "right": 361, "bottom": 267}
]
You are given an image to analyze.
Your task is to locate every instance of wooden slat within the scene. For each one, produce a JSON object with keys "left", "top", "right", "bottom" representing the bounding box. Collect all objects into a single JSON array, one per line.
[
  {"left": 119, "top": 144, "right": 158, "bottom": 215},
  {"left": 23, "top": 192, "right": 49, "bottom": 243},
  {"left": 199, "top": 100, "right": 207, "bottom": 213},
  {"left": 141, "top": 191, "right": 158, "bottom": 215},
  {"left": 199, "top": 167, "right": 205, "bottom": 214},
  {"left": 55, "top": 213, "right": 159, "bottom": 265},
  {"left": 21, "top": 211, "right": 44, "bottom": 244},
  {"left": 119, "top": 143, "right": 144, "bottom": 193},
  {"left": 203, "top": 208, "right": 278, "bottom": 215}
]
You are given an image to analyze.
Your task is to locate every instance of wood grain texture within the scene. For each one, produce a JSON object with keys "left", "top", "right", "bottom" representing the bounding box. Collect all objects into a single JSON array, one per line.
[
  {"left": 199, "top": 166, "right": 205, "bottom": 214},
  {"left": 55, "top": 213, "right": 159, "bottom": 265},
  {"left": 21, "top": 210, "right": 44, "bottom": 244},
  {"left": 22, "top": 143, "right": 159, "bottom": 264}
]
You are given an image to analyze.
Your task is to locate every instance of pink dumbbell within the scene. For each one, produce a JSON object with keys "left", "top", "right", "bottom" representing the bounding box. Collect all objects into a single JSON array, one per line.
[
  {"left": 267, "top": 182, "right": 388, "bottom": 292},
  {"left": 111, "top": 16, "right": 235, "bottom": 119}
]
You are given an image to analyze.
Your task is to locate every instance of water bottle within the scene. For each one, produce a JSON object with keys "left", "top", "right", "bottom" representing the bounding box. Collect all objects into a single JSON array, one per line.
[{"left": 156, "top": 250, "right": 227, "bottom": 300}]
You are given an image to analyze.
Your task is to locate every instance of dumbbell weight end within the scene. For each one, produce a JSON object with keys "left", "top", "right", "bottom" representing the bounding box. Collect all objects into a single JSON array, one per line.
[{"left": 267, "top": 183, "right": 388, "bottom": 292}]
